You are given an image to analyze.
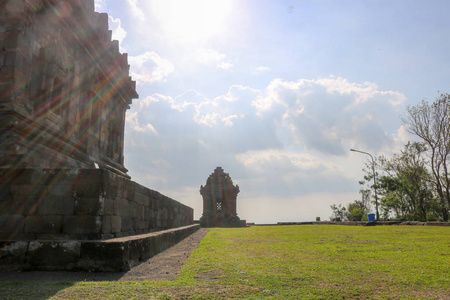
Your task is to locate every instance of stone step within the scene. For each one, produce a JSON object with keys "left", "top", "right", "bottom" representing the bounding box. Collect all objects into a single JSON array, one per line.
[{"left": 0, "top": 224, "right": 200, "bottom": 272}]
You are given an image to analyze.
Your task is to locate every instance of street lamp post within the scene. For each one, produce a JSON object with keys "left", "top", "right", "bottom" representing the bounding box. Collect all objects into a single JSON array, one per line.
[{"left": 350, "top": 149, "right": 380, "bottom": 220}]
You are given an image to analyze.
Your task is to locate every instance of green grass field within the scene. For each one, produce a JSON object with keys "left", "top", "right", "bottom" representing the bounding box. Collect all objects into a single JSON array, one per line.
[{"left": 1, "top": 225, "right": 449, "bottom": 299}]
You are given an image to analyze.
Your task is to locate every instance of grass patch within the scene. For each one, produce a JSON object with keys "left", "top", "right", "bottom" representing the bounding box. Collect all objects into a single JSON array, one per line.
[{"left": 1, "top": 225, "right": 449, "bottom": 299}]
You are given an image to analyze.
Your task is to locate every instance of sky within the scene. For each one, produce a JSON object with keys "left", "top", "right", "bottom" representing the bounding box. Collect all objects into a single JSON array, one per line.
[{"left": 94, "top": 0, "right": 450, "bottom": 224}]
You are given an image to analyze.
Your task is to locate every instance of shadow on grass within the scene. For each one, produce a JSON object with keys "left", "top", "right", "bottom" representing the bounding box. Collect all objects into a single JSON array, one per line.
[
  {"left": 0, "top": 270, "right": 126, "bottom": 282},
  {"left": 0, "top": 281, "right": 75, "bottom": 300},
  {"left": 0, "top": 270, "right": 126, "bottom": 299}
]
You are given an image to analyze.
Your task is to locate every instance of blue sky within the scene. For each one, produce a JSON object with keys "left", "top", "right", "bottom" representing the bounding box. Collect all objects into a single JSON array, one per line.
[{"left": 95, "top": 0, "right": 450, "bottom": 223}]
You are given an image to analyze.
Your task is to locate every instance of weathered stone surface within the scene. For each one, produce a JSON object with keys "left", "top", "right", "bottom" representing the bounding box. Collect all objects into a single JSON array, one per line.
[
  {"left": 0, "top": 0, "right": 137, "bottom": 175},
  {"left": 25, "top": 215, "right": 63, "bottom": 234},
  {"left": 110, "top": 216, "right": 122, "bottom": 233},
  {"left": 117, "top": 197, "right": 130, "bottom": 217},
  {"left": 72, "top": 170, "right": 104, "bottom": 198},
  {"left": 26, "top": 241, "right": 81, "bottom": 270},
  {"left": 63, "top": 215, "right": 101, "bottom": 235},
  {"left": 135, "top": 191, "right": 148, "bottom": 206},
  {"left": 0, "top": 168, "right": 194, "bottom": 241},
  {"left": 103, "top": 198, "right": 118, "bottom": 215},
  {"left": 74, "top": 198, "right": 103, "bottom": 216},
  {"left": 30, "top": 169, "right": 79, "bottom": 186},
  {"left": 37, "top": 195, "right": 75, "bottom": 215},
  {"left": 10, "top": 184, "right": 47, "bottom": 197},
  {"left": 0, "top": 241, "right": 28, "bottom": 271},
  {"left": 129, "top": 201, "right": 139, "bottom": 218},
  {"left": 79, "top": 241, "right": 130, "bottom": 272},
  {"left": 0, "top": 195, "right": 38, "bottom": 216},
  {"left": 122, "top": 217, "right": 133, "bottom": 232},
  {"left": 0, "top": 215, "right": 25, "bottom": 236},
  {"left": 0, "top": 169, "right": 32, "bottom": 185}
]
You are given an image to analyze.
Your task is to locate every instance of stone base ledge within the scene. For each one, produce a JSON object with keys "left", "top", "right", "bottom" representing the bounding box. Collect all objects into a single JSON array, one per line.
[
  {"left": 274, "top": 221, "right": 450, "bottom": 226},
  {"left": 0, "top": 224, "right": 200, "bottom": 272}
]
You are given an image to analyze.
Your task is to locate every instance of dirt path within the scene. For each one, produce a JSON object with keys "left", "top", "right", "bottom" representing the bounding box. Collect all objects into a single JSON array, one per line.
[{"left": 0, "top": 229, "right": 209, "bottom": 282}]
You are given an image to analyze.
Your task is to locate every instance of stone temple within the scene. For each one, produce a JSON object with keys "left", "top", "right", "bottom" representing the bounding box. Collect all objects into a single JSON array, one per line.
[
  {"left": 200, "top": 167, "right": 246, "bottom": 227},
  {"left": 0, "top": 0, "right": 197, "bottom": 271}
]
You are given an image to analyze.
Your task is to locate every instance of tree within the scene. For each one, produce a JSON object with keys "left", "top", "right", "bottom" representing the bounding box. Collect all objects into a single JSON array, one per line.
[
  {"left": 377, "top": 142, "right": 439, "bottom": 221},
  {"left": 356, "top": 142, "right": 440, "bottom": 221},
  {"left": 330, "top": 204, "right": 346, "bottom": 221},
  {"left": 330, "top": 190, "right": 371, "bottom": 221},
  {"left": 403, "top": 94, "right": 450, "bottom": 221},
  {"left": 347, "top": 200, "right": 368, "bottom": 221}
]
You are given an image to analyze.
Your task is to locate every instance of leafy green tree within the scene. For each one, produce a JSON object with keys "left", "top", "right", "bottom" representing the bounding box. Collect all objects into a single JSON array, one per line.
[
  {"left": 347, "top": 201, "right": 366, "bottom": 221},
  {"left": 347, "top": 189, "right": 371, "bottom": 221},
  {"left": 329, "top": 204, "right": 346, "bottom": 221},
  {"left": 377, "top": 176, "right": 407, "bottom": 219},
  {"left": 403, "top": 94, "right": 450, "bottom": 221},
  {"left": 330, "top": 190, "right": 371, "bottom": 221},
  {"left": 377, "top": 142, "right": 439, "bottom": 220},
  {"left": 357, "top": 162, "right": 380, "bottom": 218},
  {"left": 357, "top": 142, "right": 440, "bottom": 221}
]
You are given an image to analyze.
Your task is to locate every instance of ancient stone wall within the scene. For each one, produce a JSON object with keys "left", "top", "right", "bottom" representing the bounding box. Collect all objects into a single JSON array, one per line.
[{"left": 0, "top": 168, "right": 193, "bottom": 240}]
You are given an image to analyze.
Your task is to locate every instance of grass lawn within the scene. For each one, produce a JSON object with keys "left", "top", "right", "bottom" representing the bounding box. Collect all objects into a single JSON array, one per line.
[{"left": 1, "top": 225, "right": 449, "bottom": 299}]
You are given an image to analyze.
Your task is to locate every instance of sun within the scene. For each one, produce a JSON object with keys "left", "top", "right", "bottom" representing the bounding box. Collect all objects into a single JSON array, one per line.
[{"left": 150, "top": 0, "right": 233, "bottom": 45}]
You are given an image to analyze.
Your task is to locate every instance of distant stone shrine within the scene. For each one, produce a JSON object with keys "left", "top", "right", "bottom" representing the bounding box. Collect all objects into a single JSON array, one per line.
[
  {"left": 0, "top": 0, "right": 196, "bottom": 272},
  {"left": 200, "top": 167, "right": 246, "bottom": 227}
]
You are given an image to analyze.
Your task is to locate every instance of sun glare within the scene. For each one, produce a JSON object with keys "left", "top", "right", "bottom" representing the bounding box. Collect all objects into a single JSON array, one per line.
[{"left": 151, "top": 0, "right": 233, "bottom": 45}]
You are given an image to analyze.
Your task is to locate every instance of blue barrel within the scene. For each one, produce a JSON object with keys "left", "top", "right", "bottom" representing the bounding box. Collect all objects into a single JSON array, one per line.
[{"left": 368, "top": 213, "right": 375, "bottom": 222}]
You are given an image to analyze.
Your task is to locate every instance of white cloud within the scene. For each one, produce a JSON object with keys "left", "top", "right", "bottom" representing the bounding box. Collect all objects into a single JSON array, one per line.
[
  {"left": 126, "top": 0, "right": 145, "bottom": 21},
  {"left": 194, "top": 49, "right": 233, "bottom": 70},
  {"left": 217, "top": 61, "right": 233, "bottom": 70},
  {"left": 388, "top": 124, "right": 416, "bottom": 154},
  {"left": 152, "top": 159, "right": 172, "bottom": 169},
  {"left": 146, "top": 0, "right": 233, "bottom": 45},
  {"left": 252, "top": 76, "right": 407, "bottom": 155},
  {"left": 196, "top": 112, "right": 221, "bottom": 127},
  {"left": 195, "top": 49, "right": 226, "bottom": 64},
  {"left": 233, "top": 148, "right": 357, "bottom": 200},
  {"left": 108, "top": 16, "right": 127, "bottom": 51},
  {"left": 142, "top": 86, "right": 258, "bottom": 128},
  {"left": 127, "top": 76, "right": 406, "bottom": 157},
  {"left": 94, "top": 0, "right": 105, "bottom": 10},
  {"left": 256, "top": 66, "right": 270, "bottom": 72},
  {"left": 128, "top": 52, "right": 174, "bottom": 85},
  {"left": 126, "top": 111, "right": 158, "bottom": 134},
  {"left": 236, "top": 150, "right": 326, "bottom": 173},
  {"left": 191, "top": 85, "right": 260, "bottom": 127},
  {"left": 222, "top": 114, "right": 239, "bottom": 127}
]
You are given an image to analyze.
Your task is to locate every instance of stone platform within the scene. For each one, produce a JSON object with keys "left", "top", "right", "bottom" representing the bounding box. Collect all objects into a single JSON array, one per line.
[{"left": 0, "top": 224, "right": 200, "bottom": 272}]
